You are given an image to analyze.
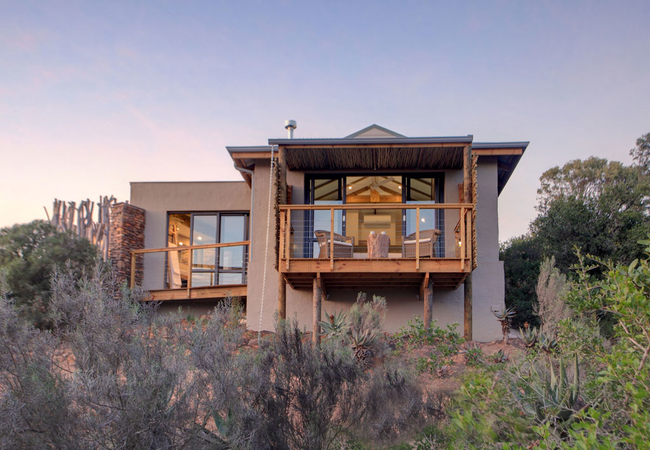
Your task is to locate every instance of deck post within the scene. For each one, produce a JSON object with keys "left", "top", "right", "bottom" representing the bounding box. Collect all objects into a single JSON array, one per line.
[
  {"left": 313, "top": 276, "right": 322, "bottom": 345},
  {"left": 130, "top": 253, "right": 136, "bottom": 289},
  {"left": 278, "top": 276, "right": 286, "bottom": 320},
  {"left": 423, "top": 277, "right": 433, "bottom": 330},
  {"left": 464, "top": 273, "right": 473, "bottom": 340}
]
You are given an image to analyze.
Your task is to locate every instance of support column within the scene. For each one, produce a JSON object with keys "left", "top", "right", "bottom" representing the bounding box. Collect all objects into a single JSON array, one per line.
[
  {"left": 278, "top": 277, "right": 286, "bottom": 321},
  {"left": 423, "top": 278, "right": 434, "bottom": 330},
  {"left": 312, "top": 276, "right": 322, "bottom": 345},
  {"left": 464, "top": 274, "right": 473, "bottom": 341}
]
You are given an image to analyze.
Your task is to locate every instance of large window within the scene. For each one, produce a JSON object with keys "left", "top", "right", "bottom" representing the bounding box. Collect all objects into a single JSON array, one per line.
[
  {"left": 304, "top": 173, "right": 444, "bottom": 256},
  {"left": 167, "top": 212, "right": 248, "bottom": 288}
]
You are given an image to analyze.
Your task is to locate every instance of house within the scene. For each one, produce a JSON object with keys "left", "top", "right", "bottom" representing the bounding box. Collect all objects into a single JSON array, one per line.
[{"left": 111, "top": 123, "right": 528, "bottom": 342}]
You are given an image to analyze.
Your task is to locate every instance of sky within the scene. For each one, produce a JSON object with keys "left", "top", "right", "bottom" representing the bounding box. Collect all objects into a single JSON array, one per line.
[{"left": 1, "top": 0, "right": 649, "bottom": 242}]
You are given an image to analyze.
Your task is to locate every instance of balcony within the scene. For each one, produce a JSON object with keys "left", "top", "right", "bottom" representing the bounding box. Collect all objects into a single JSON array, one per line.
[
  {"left": 278, "top": 203, "right": 475, "bottom": 291},
  {"left": 130, "top": 241, "right": 249, "bottom": 301}
]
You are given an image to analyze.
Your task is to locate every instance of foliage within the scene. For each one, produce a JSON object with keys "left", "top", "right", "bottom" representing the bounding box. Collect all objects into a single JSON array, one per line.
[
  {"left": 491, "top": 349, "right": 509, "bottom": 364},
  {"left": 535, "top": 257, "right": 570, "bottom": 337},
  {"left": 1, "top": 270, "right": 436, "bottom": 449},
  {"left": 0, "top": 220, "right": 98, "bottom": 328},
  {"left": 520, "top": 323, "right": 539, "bottom": 348},
  {"left": 320, "top": 309, "right": 348, "bottom": 340},
  {"left": 493, "top": 307, "right": 515, "bottom": 344},
  {"left": 500, "top": 234, "right": 543, "bottom": 328},
  {"left": 462, "top": 341, "right": 484, "bottom": 367}
]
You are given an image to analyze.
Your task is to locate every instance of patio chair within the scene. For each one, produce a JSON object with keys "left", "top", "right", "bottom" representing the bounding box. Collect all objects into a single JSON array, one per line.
[
  {"left": 402, "top": 229, "right": 441, "bottom": 258},
  {"left": 314, "top": 230, "right": 354, "bottom": 258}
]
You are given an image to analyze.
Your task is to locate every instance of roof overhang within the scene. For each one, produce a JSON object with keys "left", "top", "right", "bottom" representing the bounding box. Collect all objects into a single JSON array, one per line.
[
  {"left": 227, "top": 139, "right": 529, "bottom": 194},
  {"left": 472, "top": 142, "right": 529, "bottom": 194}
]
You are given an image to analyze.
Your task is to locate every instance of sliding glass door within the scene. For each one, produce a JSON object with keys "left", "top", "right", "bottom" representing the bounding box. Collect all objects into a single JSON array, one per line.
[{"left": 167, "top": 212, "right": 248, "bottom": 288}]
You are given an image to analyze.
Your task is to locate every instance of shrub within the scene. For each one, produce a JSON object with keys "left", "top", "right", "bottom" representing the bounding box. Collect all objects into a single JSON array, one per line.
[{"left": 535, "top": 257, "right": 570, "bottom": 337}]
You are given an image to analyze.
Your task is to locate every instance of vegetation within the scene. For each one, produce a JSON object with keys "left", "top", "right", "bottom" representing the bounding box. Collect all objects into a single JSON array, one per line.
[
  {"left": 502, "top": 132, "right": 650, "bottom": 327},
  {"left": 0, "top": 220, "right": 97, "bottom": 328}
]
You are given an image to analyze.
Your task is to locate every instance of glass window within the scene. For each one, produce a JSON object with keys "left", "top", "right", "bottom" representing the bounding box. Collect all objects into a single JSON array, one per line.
[{"left": 166, "top": 212, "right": 248, "bottom": 288}]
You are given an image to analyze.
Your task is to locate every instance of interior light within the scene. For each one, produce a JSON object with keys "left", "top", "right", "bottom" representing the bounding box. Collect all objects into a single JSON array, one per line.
[
  {"left": 348, "top": 186, "right": 352, "bottom": 190},
  {"left": 197, "top": 236, "right": 203, "bottom": 241},
  {"left": 421, "top": 218, "right": 426, "bottom": 222},
  {"left": 179, "top": 242, "right": 184, "bottom": 246},
  {"left": 458, "top": 241, "right": 462, "bottom": 246},
  {"left": 398, "top": 185, "right": 402, "bottom": 189}
]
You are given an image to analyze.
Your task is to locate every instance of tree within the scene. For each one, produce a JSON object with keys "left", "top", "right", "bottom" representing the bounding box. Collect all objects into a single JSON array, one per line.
[
  {"left": 500, "top": 234, "right": 542, "bottom": 328},
  {"left": 0, "top": 220, "right": 97, "bottom": 327}
]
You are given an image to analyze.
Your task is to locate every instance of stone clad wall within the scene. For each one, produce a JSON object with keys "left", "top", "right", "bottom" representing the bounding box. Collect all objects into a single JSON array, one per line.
[{"left": 109, "top": 202, "right": 146, "bottom": 287}]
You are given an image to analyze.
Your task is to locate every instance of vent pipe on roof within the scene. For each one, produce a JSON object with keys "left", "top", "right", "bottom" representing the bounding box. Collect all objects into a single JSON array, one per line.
[{"left": 284, "top": 119, "right": 297, "bottom": 139}]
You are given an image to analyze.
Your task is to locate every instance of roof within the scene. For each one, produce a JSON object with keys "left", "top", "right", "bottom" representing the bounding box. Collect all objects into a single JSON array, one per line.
[{"left": 228, "top": 125, "right": 528, "bottom": 194}]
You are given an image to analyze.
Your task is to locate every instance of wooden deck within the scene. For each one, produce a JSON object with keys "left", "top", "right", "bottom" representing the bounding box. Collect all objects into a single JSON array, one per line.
[
  {"left": 282, "top": 258, "right": 469, "bottom": 290},
  {"left": 145, "top": 285, "right": 247, "bottom": 301}
]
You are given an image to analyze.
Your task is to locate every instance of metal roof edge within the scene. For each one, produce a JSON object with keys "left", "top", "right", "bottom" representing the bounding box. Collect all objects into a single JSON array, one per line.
[
  {"left": 344, "top": 124, "right": 406, "bottom": 138},
  {"left": 226, "top": 145, "right": 272, "bottom": 153},
  {"left": 472, "top": 141, "right": 529, "bottom": 150},
  {"left": 268, "top": 135, "right": 474, "bottom": 145}
]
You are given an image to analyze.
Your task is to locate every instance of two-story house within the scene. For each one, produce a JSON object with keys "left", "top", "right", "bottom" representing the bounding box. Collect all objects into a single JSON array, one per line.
[{"left": 113, "top": 123, "right": 528, "bottom": 342}]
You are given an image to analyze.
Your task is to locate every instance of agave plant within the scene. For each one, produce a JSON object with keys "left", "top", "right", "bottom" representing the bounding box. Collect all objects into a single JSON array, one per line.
[
  {"left": 349, "top": 328, "right": 378, "bottom": 368},
  {"left": 493, "top": 307, "right": 516, "bottom": 345},
  {"left": 492, "top": 349, "right": 509, "bottom": 364},
  {"left": 519, "top": 323, "right": 539, "bottom": 348},
  {"left": 517, "top": 353, "right": 582, "bottom": 424},
  {"left": 319, "top": 310, "right": 348, "bottom": 340}
]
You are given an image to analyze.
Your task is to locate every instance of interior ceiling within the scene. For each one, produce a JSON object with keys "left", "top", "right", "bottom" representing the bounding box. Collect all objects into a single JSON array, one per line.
[{"left": 285, "top": 146, "right": 465, "bottom": 171}]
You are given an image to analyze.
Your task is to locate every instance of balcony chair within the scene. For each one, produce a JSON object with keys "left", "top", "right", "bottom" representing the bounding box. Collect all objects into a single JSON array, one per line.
[
  {"left": 314, "top": 230, "right": 355, "bottom": 258},
  {"left": 402, "top": 229, "right": 441, "bottom": 258}
]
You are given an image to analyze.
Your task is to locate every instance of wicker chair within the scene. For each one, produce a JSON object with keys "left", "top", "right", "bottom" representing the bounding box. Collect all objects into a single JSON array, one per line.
[
  {"left": 402, "top": 229, "right": 441, "bottom": 258},
  {"left": 314, "top": 230, "right": 354, "bottom": 258}
]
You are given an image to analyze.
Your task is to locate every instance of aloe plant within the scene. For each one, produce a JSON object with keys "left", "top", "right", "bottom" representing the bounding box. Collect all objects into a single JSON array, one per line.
[
  {"left": 319, "top": 310, "right": 348, "bottom": 340},
  {"left": 518, "top": 353, "right": 581, "bottom": 423},
  {"left": 350, "top": 328, "right": 378, "bottom": 368},
  {"left": 539, "top": 332, "right": 558, "bottom": 354},
  {"left": 492, "top": 349, "right": 509, "bottom": 364},
  {"left": 519, "top": 323, "right": 539, "bottom": 348},
  {"left": 493, "top": 307, "right": 516, "bottom": 344}
]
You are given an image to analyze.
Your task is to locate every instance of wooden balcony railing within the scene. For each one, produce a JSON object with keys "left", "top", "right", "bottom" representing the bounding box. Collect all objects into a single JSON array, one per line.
[
  {"left": 130, "top": 241, "right": 250, "bottom": 298},
  {"left": 278, "top": 203, "right": 474, "bottom": 273}
]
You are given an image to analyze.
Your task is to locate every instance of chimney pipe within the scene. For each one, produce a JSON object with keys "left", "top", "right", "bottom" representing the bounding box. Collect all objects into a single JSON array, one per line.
[{"left": 284, "top": 119, "right": 297, "bottom": 139}]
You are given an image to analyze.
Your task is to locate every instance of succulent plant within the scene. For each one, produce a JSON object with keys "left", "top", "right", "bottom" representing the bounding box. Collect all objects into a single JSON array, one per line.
[
  {"left": 319, "top": 310, "right": 348, "bottom": 340},
  {"left": 349, "top": 328, "right": 378, "bottom": 368},
  {"left": 493, "top": 307, "right": 516, "bottom": 345},
  {"left": 463, "top": 342, "right": 484, "bottom": 367},
  {"left": 491, "top": 349, "right": 509, "bottom": 364},
  {"left": 539, "top": 332, "right": 558, "bottom": 354},
  {"left": 518, "top": 353, "right": 582, "bottom": 423},
  {"left": 520, "top": 323, "right": 539, "bottom": 348}
]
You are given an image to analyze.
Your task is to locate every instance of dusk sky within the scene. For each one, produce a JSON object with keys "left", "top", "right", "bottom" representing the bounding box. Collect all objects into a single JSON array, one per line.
[{"left": 1, "top": 1, "right": 648, "bottom": 242}]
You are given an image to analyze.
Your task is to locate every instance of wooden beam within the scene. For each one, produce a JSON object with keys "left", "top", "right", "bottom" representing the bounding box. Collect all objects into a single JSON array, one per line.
[
  {"left": 279, "top": 203, "right": 474, "bottom": 211},
  {"left": 464, "top": 273, "right": 473, "bottom": 340},
  {"left": 313, "top": 276, "right": 322, "bottom": 345},
  {"left": 472, "top": 148, "right": 523, "bottom": 156},
  {"left": 317, "top": 272, "right": 327, "bottom": 302},
  {"left": 145, "top": 285, "right": 247, "bottom": 301},
  {"left": 229, "top": 151, "right": 273, "bottom": 159},
  {"left": 278, "top": 276, "right": 286, "bottom": 320}
]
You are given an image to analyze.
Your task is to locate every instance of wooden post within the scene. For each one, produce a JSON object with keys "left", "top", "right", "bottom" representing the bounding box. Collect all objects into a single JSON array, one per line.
[
  {"left": 460, "top": 207, "right": 465, "bottom": 271},
  {"left": 285, "top": 208, "right": 291, "bottom": 270},
  {"left": 277, "top": 146, "right": 288, "bottom": 319},
  {"left": 415, "top": 207, "right": 420, "bottom": 270},
  {"left": 130, "top": 253, "right": 136, "bottom": 289},
  {"left": 187, "top": 249, "right": 193, "bottom": 298},
  {"left": 313, "top": 276, "right": 322, "bottom": 345},
  {"left": 330, "top": 208, "right": 334, "bottom": 269},
  {"left": 463, "top": 145, "right": 472, "bottom": 204},
  {"left": 423, "top": 277, "right": 433, "bottom": 330},
  {"left": 464, "top": 273, "right": 473, "bottom": 340}
]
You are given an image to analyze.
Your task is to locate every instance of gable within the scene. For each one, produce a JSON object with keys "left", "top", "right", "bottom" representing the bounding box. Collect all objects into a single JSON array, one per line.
[{"left": 345, "top": 124, "right": 405, "bottom": 139}]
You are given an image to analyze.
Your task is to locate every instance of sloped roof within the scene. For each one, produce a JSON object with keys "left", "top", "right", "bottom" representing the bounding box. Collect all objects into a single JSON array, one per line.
[{"left": 345, "top": 124, "right": 405, "bottom": 138}]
